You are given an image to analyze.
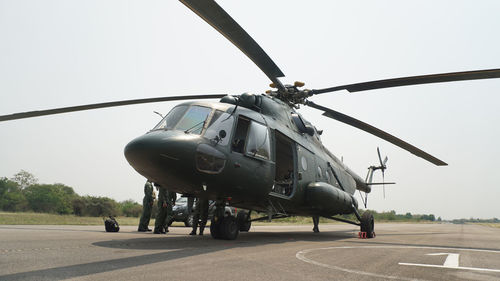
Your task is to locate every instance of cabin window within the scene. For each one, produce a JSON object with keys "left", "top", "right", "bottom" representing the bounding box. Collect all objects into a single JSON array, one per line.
[
  {"left": 245, "top": 121, "right": 270, "bottom": 160},
  {"left": 232, "top": 117, "right": 250, "bottom": 153},
  {"left": 232, "top": 117, "right": 270, "bottom": 160}
]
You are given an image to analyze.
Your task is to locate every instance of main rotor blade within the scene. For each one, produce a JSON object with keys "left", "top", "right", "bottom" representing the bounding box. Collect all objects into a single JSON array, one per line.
[
  {"left": 0, "top": 94, "right": 226, "bottom": 122},
  {"left": 180, "top": 0, "right": 285, "bottom": 90},
  {"left": 312, "top": 68, "right": 500, "bottom": 95},
  {"left": 305, "top": 101, "right": 447, "bottom": 166}
]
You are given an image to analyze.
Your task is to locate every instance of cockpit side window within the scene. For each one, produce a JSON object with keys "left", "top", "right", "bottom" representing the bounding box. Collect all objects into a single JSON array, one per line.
[{"left": 204, "top": 110, "right": 234, "bottom": 146}]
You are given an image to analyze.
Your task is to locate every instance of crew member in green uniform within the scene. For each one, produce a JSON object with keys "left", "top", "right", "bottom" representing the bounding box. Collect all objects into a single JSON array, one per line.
[
  {"left": 189, "top": 197, "right": 209, "bottom": 236},
  {"left": 154, "top": 185, "right": 168, "bottom": 234},
  {"left": 312, "top": 215, "right": 320, "bottom": 233},
  {"left": 163, "top": 190, "right": 177, "bottom": 233},
  {"left": 138, "top": 180, "right": 154, "bottom": 232}
]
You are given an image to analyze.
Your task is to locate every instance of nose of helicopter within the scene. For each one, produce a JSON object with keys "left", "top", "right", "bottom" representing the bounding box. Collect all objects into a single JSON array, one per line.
[
  {"left": 124, "top": 133, "right": 161, "bottom": 169},
  {"left": 124, "top": 130, "right": 199, "bottom": 182}
]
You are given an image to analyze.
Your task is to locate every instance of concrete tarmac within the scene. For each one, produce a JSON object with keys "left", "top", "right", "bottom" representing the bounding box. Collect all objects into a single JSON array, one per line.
[{"left": 1, "top": 223, "right": 499, "bottom": 280}]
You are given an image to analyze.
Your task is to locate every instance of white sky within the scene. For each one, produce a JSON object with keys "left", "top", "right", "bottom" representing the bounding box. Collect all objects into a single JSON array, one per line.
[{"left": 1, "top": 0, "right": 499, "bottom": 220}]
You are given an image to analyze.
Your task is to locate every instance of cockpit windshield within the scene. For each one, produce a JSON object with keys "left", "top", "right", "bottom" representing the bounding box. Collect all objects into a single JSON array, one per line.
[{"left": 152, "top": 105, "right": 212, "bottom": 135}]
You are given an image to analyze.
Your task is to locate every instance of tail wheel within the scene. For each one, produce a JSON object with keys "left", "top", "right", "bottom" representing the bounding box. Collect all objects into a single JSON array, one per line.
[{"left": 360, "top": 211, "right": 375, "bottom": 238}]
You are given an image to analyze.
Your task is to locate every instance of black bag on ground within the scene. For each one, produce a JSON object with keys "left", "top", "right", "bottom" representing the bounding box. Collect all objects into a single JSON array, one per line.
[{"left": 104, "top": 216, "right": 120, "bottom": 232}]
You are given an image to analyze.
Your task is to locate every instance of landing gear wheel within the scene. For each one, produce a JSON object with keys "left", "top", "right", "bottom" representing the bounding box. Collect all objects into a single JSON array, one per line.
[
  {"left": 360, "top": 211, "right": 375, "bottom": 238},
  {"left": 221, "top": 216, "right": 239, "bottom": 240},
  {"left": 210, "top": 217, "right": 222, "bottom": 239},
  {"left": 210, "top": 216, "right": 239, "bottom": 240},
  {"left": 237, "top": 211, "right": 251, "bottom": 232},
  {"left": 184, "top": 214, "right": 194, "bottom": 227}
]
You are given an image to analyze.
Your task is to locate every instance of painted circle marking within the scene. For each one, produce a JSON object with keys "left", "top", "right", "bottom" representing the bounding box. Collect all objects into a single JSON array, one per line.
[{"left": 296, "top": 245, "right": 500, "bottom": 281}]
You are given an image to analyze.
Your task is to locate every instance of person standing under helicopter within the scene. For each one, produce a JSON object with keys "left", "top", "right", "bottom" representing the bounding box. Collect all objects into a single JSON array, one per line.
[
  {"left": 189, "top": 197, "right": 209, "bottom": 236},
  {"left": 138, "top": 180, "right": 154, "bottom": 232},
  {"left": 312, "top": 215, "right": 320, "bottom": 233},
  {"left": 154, "top": 185, "right": 169, "bottom": 234},
  {"left": 163, "top": 189, "right": 177, "bottom": 233}
]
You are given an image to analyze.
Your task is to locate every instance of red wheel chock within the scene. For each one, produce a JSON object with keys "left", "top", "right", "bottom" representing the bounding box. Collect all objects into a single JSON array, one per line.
[{"left": 358, "top": 232, "right": 376, "bottom": 239}]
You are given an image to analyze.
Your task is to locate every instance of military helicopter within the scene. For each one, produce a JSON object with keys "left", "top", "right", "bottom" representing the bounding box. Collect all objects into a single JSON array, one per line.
[{"left": 2, "top": 0, "right": 500, "bottom": 240}]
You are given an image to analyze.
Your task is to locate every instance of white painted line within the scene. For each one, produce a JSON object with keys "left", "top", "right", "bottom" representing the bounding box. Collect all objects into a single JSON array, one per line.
[
  {"left": 398, "top": 262, "right": 500, "bottom": 273},
  {"left": 427, "top": 253, "right": 460, "bottom": 268},
  {"left": 296, "top": 245, "right": 500, "bottom": 280},
  {"left": 296, "top": 249, "right": 428, "bottom": 281}
]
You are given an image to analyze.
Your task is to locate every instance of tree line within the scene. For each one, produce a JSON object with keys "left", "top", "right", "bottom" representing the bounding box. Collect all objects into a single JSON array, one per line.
[
  {"left": 338, "top": 209, "right": 440, "bottom": 222},
  {"left": 0, "top": 170, "right": 145, "bottom": 217}
]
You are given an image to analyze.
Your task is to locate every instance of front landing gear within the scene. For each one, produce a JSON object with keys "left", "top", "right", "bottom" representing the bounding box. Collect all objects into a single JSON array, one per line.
[
  {"left": 210, "top": 200, "right": 239, "bottom": 240},
  {"left": 359, "top": 211, "right": 375, "bottom": 238}
]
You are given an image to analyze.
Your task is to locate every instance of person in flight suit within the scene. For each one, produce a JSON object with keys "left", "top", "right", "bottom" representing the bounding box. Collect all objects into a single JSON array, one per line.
[
  {"left": 154, "top": 185, "right": 168, "bottom": 234},
  {"left": 138, "top": 180, "right": 154, "bottom": 232},
  {"left": 189, "top": 197, "right": 209, "bottom": 236},
  {"left": 163, "top": 190, "right": 177, "bottom": 233},
  {"left": 312, "top": 215, "right": 320, "bottom": 233}
]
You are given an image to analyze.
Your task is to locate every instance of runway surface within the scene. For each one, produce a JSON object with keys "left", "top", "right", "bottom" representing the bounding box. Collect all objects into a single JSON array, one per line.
[{"left": 1, "top": 223, "right": 499, "bottom": 280}]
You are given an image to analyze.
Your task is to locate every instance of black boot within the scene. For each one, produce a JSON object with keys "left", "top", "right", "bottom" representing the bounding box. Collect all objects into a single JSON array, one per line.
[
  {"left": 189, "top": 223, "right": 197, "bottom": 235},
  {"left": 199, "top": 223, "right": 205, "bottom": 235}
]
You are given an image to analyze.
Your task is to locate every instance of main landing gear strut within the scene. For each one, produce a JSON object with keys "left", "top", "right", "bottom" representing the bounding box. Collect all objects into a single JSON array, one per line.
[
  {"left": 326, "top": 209, "right": 375, "bottom": 239},
  {"left": 353, "top": 209, "right": 375, "bottom": 238},
  {"left": 210, "top": 200, "right": 250, "bottom": 240}
]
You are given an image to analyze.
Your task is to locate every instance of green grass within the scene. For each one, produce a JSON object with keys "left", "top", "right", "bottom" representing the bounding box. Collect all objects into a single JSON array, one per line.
[
  {"left": 0, "top": 211, "right": 456, "bottom": 226},
  {"left": 476, "top": 223, "right": 500, "bottom": 229},
  {"left": 0, "top": 212, "right": 143, "bottom": 226}
]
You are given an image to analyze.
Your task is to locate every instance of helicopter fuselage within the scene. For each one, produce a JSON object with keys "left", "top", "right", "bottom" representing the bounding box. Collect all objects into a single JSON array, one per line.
[{"left": 125, "top": 93, "right": 369, "bottom": 218}]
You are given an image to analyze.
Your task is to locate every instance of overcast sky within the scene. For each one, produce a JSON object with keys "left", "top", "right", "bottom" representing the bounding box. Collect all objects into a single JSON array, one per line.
[{"left": 1, "top": 0, "right": 499, "bottom": 219}]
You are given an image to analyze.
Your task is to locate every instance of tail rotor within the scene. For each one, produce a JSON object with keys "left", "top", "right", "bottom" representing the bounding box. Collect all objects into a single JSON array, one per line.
[
  {"left": 364, "top": 147, "right": 395, "bottom": 203},
  {"left": 377, "top": 147, "right": 388, "bottom": 198}
]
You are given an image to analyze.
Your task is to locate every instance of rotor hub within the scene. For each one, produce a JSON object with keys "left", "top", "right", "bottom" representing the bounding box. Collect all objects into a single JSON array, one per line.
[{"left": 266, "top": 81, "right": 312, "bottom": 107}]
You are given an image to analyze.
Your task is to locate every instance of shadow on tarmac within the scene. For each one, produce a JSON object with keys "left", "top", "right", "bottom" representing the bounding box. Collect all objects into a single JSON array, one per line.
[{"left": 0, "top": 229, "right": 353, "bottom": 281}]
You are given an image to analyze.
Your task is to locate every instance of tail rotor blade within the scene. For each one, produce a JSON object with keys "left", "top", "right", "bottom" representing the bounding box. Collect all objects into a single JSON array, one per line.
[
  {"left": 377, "top": 147, "right": 383, "bottom": 167},
  {"left": 382, "top": 169, "right": 386, "bottom": 199}
]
